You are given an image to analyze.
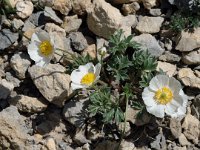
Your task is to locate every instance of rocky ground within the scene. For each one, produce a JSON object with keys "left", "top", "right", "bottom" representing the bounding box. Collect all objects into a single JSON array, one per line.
[{"left": 0, "top": 0, "right": 200, "bottom": 150}]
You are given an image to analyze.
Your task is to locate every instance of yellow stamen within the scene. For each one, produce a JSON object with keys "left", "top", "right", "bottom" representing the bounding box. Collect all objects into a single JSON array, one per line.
[
  {"left": 81, "top": 73, "right": 95, "bottom": 85},
  {"left": 39, "top": 41, "right": 53, "bottom": 57},
  {"left": 154, "top": 87, "right": 173, "bottom": 105}
]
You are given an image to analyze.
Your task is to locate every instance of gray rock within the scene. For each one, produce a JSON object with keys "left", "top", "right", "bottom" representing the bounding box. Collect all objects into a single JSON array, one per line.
[
  {"left": 22, "top": 20, "right": 36, "bottom": 32},
  {"left": 74, "top": 129, "right": 91, "bottom": 145},
  {"left": 0, "top": 79, "right": 14, "bottom": 99},
  {"left": 9, "top": 95, "right": 48, "bottom": 113},
  {"left": 29, "top": 11, "right": 46, "bottom": 26},
  {"left": 182, "top": 49, "right": 200, "bottom": 65},
  {"left": 122, "top": 2, "right": 140, "bottom": 15},
  {"left": 10, "top": 52, "right": 31, "bottom": 79},
  {"left": 44, "top": 6, "right": 63, "bottom": 24},
  {"left": 63, "top": 98, "right": 89, "bottom": 127},
  {"left": 5, "top": 72, "right": 21, "bottom": 87},
  {"left": 136, "top": 16, "right": 164, "bottom": 33},
  {"left": 150, "top": 133, "right": 166, "bottom": 150},
  {"left": 0, "top": 106, "right": 34, "bottom": 149},
  {"left": 176, "top": 27, "right": 200, "bottom": 52},
  {"left": 69, "top": 32, "right": 88, "bottom": 51},
  {"left": 149, "top": 9, "right": 162, "bottom": 16},
  {"left": 62, "top": 15, "right": 82, "bottom": 33},
  {"left": 0, "top": 29, "right": 18, "bottom": 50},
  {"left": 16, "top": 1, "right": 34, "bottom": 19},
  {"left": 132, "top": 34, "right": 165, "bottom": 57},
  {"left": 28, "top": 64, "right": 72, "bottom": 107},
  {"left": 72, "top": 0, "right": 92, "bottom": 15},
  {"left": 87, "top": 0, "right": 137, "bottom": 39},
  {"left": 159, "top": 51, "right": 181, "bottom": 63},
  {"left": 170, "top": 118, "right": 182, "bottom": 139},
  {"left": 12, "top": 18, "right": 24, "bottom": 30}
]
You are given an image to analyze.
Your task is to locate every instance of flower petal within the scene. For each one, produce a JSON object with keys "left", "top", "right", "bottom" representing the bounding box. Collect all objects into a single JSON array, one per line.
[
  {"left": 142, "top": 87, "right": 157, "bottom": 107},
  {"left": 165, "top": 103, "right": 177, "bottom": 116},
  {"left": 71, "top": 82, "right": 85, "bottom": 90},
  {"left": 149, "top": 75, "right": 169, "bottom": 91},
  {"left": 31, "top": 33, "right": 40, "bottom": 43},
  {"left": 146, "top": 104, "right": 165, "bottom": 118},
  {"left": 70, "top": 69, "right": 86, "bottom": 84},
  {"left": 169, "top": 77, "right": 182, "bottom": 94},
  {"left": 28, "top": 44, "right": 43, "bottom": 62},
  {"left": 37, "top": 31, "right": 50, "bottom": 42}
]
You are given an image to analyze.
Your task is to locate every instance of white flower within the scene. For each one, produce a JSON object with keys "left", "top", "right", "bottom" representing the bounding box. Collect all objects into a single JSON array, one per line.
[
  {"left": 70, "top": 63, "right": 101, "bottom": 90},
  {"left": 28, "top": 31, "right": 55, "bottom": 67},
  {"left": 142, "top": 75, "right": 188, "bottom": 118}
]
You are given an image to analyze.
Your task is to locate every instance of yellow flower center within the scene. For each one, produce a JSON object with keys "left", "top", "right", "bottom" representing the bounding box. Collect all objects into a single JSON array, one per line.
[
  {"left": 81, "top": 73, "right": 95, "bottom": 85},
  {"left": 39, "top": 41, "right": 53, "bottom": 57},
  {"left": 154, "top": 87, "right": 173, "bottom": 105}
]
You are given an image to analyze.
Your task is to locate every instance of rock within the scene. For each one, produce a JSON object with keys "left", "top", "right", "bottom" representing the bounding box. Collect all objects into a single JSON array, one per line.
[
  {"left": 150, "top": 133, "right": 166, "bottom": 150},
  {"left": 182, "top": 49, "right": 200, "bottom": 65},
  {"left": 63, "top": 98, "right": 89, "bottom": 127},
  {"left": 5, "top": 72, "right": 21, "bottom": 87},
  {"left": 0, "top": 29, "right": 18, "bottom": 50},
  {"left": 62, "top": 15, "right": 82, "bottom": 33},
  {"left": 126, "top": 106, "right": 151, "bottom": 126},
  {"left": 142, "top": 0, "right": 157, "bottom": 9},
  {"left": 12, "top": 18, "right": 24, "bottom": 30},
  {"left": 0, "top": 106, "right": 33, "bottom": 149},
  {"left": 120, "top": 140, "right": 136, "bottom": 150},
  {"left": 87, "top": 0, "right": 137, "bottom": 39},
  {"left": 136, "top": 16, "right": 164, "bottom": 33},
  {"left": 82, "top": 44, "right": 97, "bottom": 59},
  {"left": 22, "top": 20, "right": 35, "bottom": 32},
  {"left": 69, "top": 32, "right": 88, "bottom": 51},
  {"left": 74, "top": 129, "right": 91, "bottom": 145},
  {"left": 118, "top": 122, "right": 131, "bottom": 137},
  {"left": 182, "top": 114, "right": 199, "bottom": 144},
  {"left": 72, "top": 0, "right": 92, "bottom": 15},
  {"left": 132, "top": 34, "right": 165, "bottom": 57},
  {"left": 45, "top": 23, "right": 66, "bottom": 37},
  {"left": 6, "top": 0, "right": 22, "bottom": 8},
  {"left": 9, "top": 95, "right": 48, "bottom": 113},
  {"left": 28, "top": 64, "right": 72, "bottom": 107},
  {"left": 176, "top": 28, "right": 200, "bottom": 52},
  {"left": 112, "top": 0, "right": 136, "bottom": 4},
  {"left": 10, "top": 52, "right": 31, "bottom": 79},
  {"left": 157, "top": 61, "right": 177, "bottom": 77},
  {"left": 192, "top": 94, "right": 200, "bottom": 119},
  {"left": 87, "top": 123, "right": 104, "bottom": 141},
  {"left": 159, "top": 51, "right": 181, "bottom": 63},
  {"left": 94, "top": 141, "right": 118, "bottom": 150},
  {"left": 178, "top": 68, "right": 200, "bottom": 89},
  {"left": 16, "top": 1, "right": 34, "bottom": 19},
  {"left": 52, "top": 0, "right": 72, "bottom": 15},
  {"left": 149, "top": 8, "right": 162, "bottom": 16},
  {"left": 0, "top": 79, "right": 14, "bottom": 99},
  {"left": 170, "top": 118, "right": 182, "bottom": 139},
  {"left": 44, "top": 6, "right": 63, "bottom": 24},
  {"left": 122, "top": 2, "right": 140, "bottom": 15},
  {"left": 43, "top": 138, "right": 57, "bottom": 150},
  {"left": 178, "top": 133, "right": 191, "bottom": 146},
  {"left": 28, "top": 11, "right": 46, "bottom": 26}
]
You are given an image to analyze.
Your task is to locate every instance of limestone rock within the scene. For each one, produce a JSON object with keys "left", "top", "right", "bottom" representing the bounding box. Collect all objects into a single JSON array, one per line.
[
  {"left": 44, "top": 6, "right": 63, "bottom": 24},
  {"left": 132, "top": 34, "right": 164, "bottom": 57},
  {"left": 182, "top": 114, "right": 199, "bottom": 144},
  {"left": 0, "top": 106, "right": 33, "bottom": 149},
  {"left": 16, "top": 1, "right": 34, "bottom": 19},
  {"left": 10, "top": 52, "right": 31, "bottom": 79},
  {"left": 52, "top": 0, "right": 72, "bottom": 15},
  {"left": 74, "top": 129, "right": 91, "bottom": 145},
  {"left": 0, "top": 79, "right": 14, "bottom": 99},
  {"left": 122, "top": 2, "right": 140, "bottom": 15},
  {"left": 0, "top": 29, "right": 18, "bottom": 50},
  {"left": 72, "top": 0, "right": 92, "bottom": 15},
  {"left": 157, "top": 61, "right": 177, "bottom": 77},
  {"left": 82, "top": 44, "right": 96, "bottom": 59},
  {"left": 136, "top": 16, "right": 164, "bottom": 33},
  {"left": 176, "top": 28, "right": 200, "bottom": 52},
  {"left": 6, "top": 0, "right": 22, "bottom": 8},
  {"left": 170, "top": 118, "right": 182, "bottom": 139},
  {"left": 112, "top": 0, "right": 136, "bottom": 4},
  {"left": 159, "top": 51, "right": 181, "bottom": 63},
  {"left": 69, "top": 32, "right": 88, "bottom": 51},
  {"left": 63, "top": 98, "right": 89, "bottom": 127},
  {"left": 178, "top": 68, "right": 200, "bottom": 89},
  {"left": 9, "top": 95, "right": 48, "bottom": 113},
  {"left": 62, "top": 15, "right": 82, "bottom": 33},
  {"left": 12, "top": 18, "right": 24, "bottom": 30},
  {"left": 28, "top": 64, "right": 72, "bottom": 107},
  {"left": 87, "top": 0, "right": 137, "bottom": 39},
  {"left": 182, "top": 49, "right": 200, "bottom": 65},
  {"left": 142, "top": 0, "right": 157, "bottom": 9},
  {"left": 178, "top": 133, "right": 191, "bottom": 146}
]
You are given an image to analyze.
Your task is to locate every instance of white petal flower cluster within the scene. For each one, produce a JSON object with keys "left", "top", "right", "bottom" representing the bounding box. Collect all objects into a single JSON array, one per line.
[
  {"left": 70, "top": 63, "right": 101, "bottom": 90},
  {"left": 28, "top": 31, "right": 55, "bottom": 67},
  {"left": 142, "top": 75, "right": 188, "bottom": 118}
]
